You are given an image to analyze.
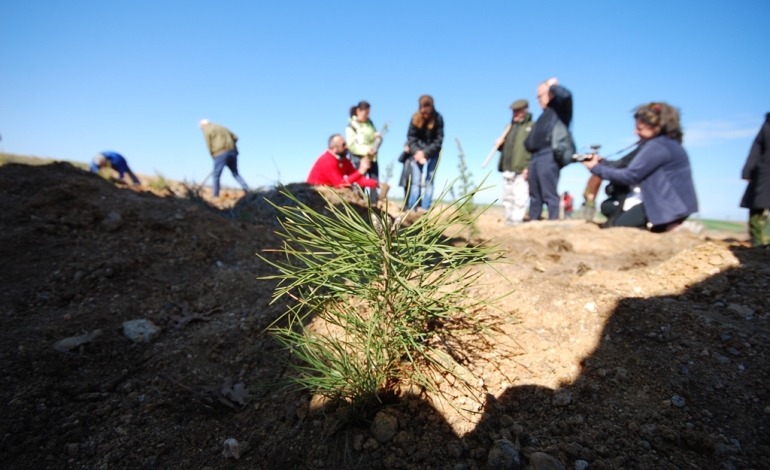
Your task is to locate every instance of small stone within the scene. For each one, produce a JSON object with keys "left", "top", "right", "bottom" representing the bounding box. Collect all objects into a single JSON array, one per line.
[
  {"left": 529, "top": 451, "right": 566, "bottom": 470},
  {"left": 353, "top": 434, "right": 364, "bottom": 451},
  {"left": 122, "top": 319, "right": 161, "bottom": 343},
  {"left": 500, "top": 415, "right": 515, "bottom": 427},
  {"left": 447, "top": 441, "right": 464, "bottom": 458},
  {"left": 370, "top": 411, "right": 398, "bottom": 443},
  {"left": 53, "top": 330, "right": 103, "bottom": 352},
  {"left": 487, "top": 439, "right": 521, "bottom": 470},
  {"left": 553, "top": 391, "right": 572, "bottom": 407},
  {"left": 574, "top": 460, "right": 589, "bottom": 470},
  {"left": 728, "top": 304, "right": 755, "bottom": 318},
  {"left": 714, "top": 354, "right": 730, "bottom": 365},
  {"left": 708, "top": 256, "right": 723, "bottom": 266},
  {"left": 67, "top": 443, "right": 79, "bottom": 456},
  {"left": 584, "top": 303, "right": 596, "bottom": 313},
  {"left": 101, "top": 211, "right": 123, "bottom": 231},
  {"left": 671, "top": 395, "right": 686, "bottom": 408},
  {"left": 222, "top": 438, "right": 240, "bottom": 459},
  {"left": 309, "top": 394, "right": 334, "bottom": 415},
  {"left": 534, "top": 263, "right": 546, "bottom": 273},
  {"left": 764, "top": 406, "right": 770, "bottom": 414},
  {"left": 362, "top": 437, "right": 380, "bottom": 451}
]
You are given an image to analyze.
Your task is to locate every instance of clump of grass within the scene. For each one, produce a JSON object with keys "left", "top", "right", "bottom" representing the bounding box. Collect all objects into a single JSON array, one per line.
[
  {"left": 149, "top": 171, "right": 172, "bottom": 192},
  {"left": 258, "top": 184, "right": 505, "bottom": 420}
]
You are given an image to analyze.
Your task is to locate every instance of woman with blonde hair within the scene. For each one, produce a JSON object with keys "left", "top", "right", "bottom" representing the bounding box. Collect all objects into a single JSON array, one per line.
[
  {"left": 582, "top": 102, "right": 698, "bottom": 231},
  {"left": 404, "top": 95, "right": 444, "bottom": 212}
]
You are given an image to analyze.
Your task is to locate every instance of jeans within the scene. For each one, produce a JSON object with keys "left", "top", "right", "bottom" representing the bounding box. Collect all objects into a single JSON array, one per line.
[
  {"left": 528, "top": 149, "right": 560, "bottom": 220},
  {"left": 407, "top": 155, "right": 438, "bottom": 210},
  {"left": 349, "top": 155, "right": 380, "bottom": 204},
  {"left": 212, "top": 150, "right": 248, "bottom": 197}
]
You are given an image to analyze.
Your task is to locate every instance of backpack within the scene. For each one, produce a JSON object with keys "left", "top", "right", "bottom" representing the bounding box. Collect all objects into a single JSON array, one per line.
[{"left": 550, "top": 119, "right": 577, "bottom": 168}]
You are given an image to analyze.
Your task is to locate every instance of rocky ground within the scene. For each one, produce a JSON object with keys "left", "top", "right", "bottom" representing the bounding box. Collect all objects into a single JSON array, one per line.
[{"left": 1, "top": 162, "right": 768, "bottom": 470}]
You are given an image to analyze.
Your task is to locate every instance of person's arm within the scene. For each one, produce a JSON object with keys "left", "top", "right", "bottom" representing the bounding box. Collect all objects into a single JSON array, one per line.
[
  {"left": 345, "top": 124, "right": 364, "bottom": 157},
  {"left": 406, "top": 121, "right": 421, "bottom": 153},
  {"left": 742, "top": 125, "right": 765, "bottom": 180},
  {"left": 421, "top": 114, "right": 444, "bottom": 157},
  {"left": 549, "top": 85, "right": 573, "bottom": 127},
  {"left": 589, "top": 140, "right": 667, "bottom": 186},
  {"left": 203, "top": 129, "right": 215, "bottom": 156},
  {"left": 339, "top": 157, "right": 377, "bottom": 188}
]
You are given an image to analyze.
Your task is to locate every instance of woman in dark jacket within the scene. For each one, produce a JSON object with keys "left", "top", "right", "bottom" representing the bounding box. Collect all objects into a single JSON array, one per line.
[
  {"left": 740, "top": 113, "right": 770, "bottom": 246},
  {"left": 582, "top": 102, "right": 698, "bottom": 232},
  {"left": 404, "top": 95, "right": 444, "bottom": 212}
]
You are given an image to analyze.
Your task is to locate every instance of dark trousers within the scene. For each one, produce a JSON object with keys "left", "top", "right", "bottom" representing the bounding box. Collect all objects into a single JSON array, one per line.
[
  {"left": 612, "top": 203, "right": 648, "bottom": 229},
  {"left": 528, "top": 149, "right": 560, "bottom": 220},
  {"left": 212, "top": 150, "right": 248, "bottom": 197}
]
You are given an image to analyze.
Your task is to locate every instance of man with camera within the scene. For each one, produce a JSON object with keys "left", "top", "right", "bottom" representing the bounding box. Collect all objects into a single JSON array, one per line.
[
  {"left": 494, "top": 99, "right": 533, "bottom": 225},
  {"left": 524, "top": 77, "right": 573, "bottom": 221}
]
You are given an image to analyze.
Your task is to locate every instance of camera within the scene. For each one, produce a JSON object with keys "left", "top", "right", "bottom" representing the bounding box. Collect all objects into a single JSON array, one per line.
[{"left": 572, "top": 144, "right": 601, "bottom": 162}]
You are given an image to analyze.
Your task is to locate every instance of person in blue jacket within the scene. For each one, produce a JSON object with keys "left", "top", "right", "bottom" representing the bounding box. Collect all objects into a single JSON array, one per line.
[
  {"left": 582, "top": 102, "right": 698, "bottom": 232},
  {"left": 91, "top": 151, "right": 140, "bottom": 186},
  {"left": 524, "top": 77, "right": 573, "bottom": 221}
]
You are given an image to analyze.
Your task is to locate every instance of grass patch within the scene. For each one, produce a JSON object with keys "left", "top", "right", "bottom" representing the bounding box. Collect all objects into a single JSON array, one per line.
[{"left": 258, "top": 184, "right": 507, "bottom": 421}]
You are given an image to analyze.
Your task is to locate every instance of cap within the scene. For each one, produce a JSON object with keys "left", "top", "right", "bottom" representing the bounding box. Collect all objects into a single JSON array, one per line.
[{"left": 510, "top": 99, "right": 528, "bottom": 111}]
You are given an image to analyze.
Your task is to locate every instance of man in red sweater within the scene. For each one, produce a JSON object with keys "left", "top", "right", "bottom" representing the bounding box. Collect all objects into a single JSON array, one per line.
[{"left": 307, "top": 134, "right": 379, "bottom": 188}]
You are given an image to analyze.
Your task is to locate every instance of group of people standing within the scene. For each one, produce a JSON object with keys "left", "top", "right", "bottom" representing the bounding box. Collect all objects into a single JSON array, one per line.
[
  {"left": 307, "top": 95, "right": 444, "bottom": 212},
  {"left": 494, "top": 78, "right": 575, "bottom": 225},
  {"left": 494, "top": 77, "right": 700, "bottom": 234},
  {"left": 87, "top": 87, "right": 769, "bottom": 246}
]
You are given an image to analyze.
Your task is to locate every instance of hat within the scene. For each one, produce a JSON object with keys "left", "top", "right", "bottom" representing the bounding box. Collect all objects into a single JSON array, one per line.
[{"left": 510, "top": 99, "right": 528, "bottom": 111}]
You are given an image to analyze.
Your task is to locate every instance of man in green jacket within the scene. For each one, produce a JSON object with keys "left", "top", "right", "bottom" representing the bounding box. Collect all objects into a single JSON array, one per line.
[
  {"left": 199, "top": 119, "right": 249, "bottom": 198},
  {"left": 495, "top": 99, "right": 534, "bottom": 225}
]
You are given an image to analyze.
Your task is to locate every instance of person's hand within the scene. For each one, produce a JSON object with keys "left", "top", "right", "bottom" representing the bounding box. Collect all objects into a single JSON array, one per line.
[
  {"left": 494, "top": 137, "right": 504, "bottom": 148},
  {"left": 522, "top": 168, "right": 529, "bottom": 181},
  {"left": 414, "top": 150, "right": 427, "bottom": 165},
  {"left": 374, "top": 132, "right": 381, "bottom": 138},
  {"left": 582, "top": 154, "right": 599, "bottom": 170},
  {"left": 367, "top": 148, "right": 375, "bottom": 157},
  {"left": 359, "top": 157, "right": 371, "bottom": 174},
  {"left": 404, "top": 144, "right": 410, "bottom": 153}
]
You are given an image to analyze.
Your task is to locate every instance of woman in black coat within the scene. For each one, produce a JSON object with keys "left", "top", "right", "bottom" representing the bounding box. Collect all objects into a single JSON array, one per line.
[
  {"left": 404, "top": 95, "right": 444, "bottom": 212},
  {"left": 740, "top": 113, "right": 770, "bottom": 246}
]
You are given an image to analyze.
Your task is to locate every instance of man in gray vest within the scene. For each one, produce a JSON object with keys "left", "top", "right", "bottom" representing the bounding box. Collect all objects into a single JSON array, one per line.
[{"left": 495, "top": 99, "right": 534, "bottom": 225}]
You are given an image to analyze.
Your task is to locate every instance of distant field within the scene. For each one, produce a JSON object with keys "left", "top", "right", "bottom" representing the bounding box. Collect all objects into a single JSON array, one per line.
[{"left": 694, "top": 218, "right": 746, "bottom": 233}]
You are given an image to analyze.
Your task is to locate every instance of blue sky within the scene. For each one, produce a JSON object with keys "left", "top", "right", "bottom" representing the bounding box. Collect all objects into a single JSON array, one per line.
[{"left": 1, "top": 0, "right": 767, "bottom": 220}]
